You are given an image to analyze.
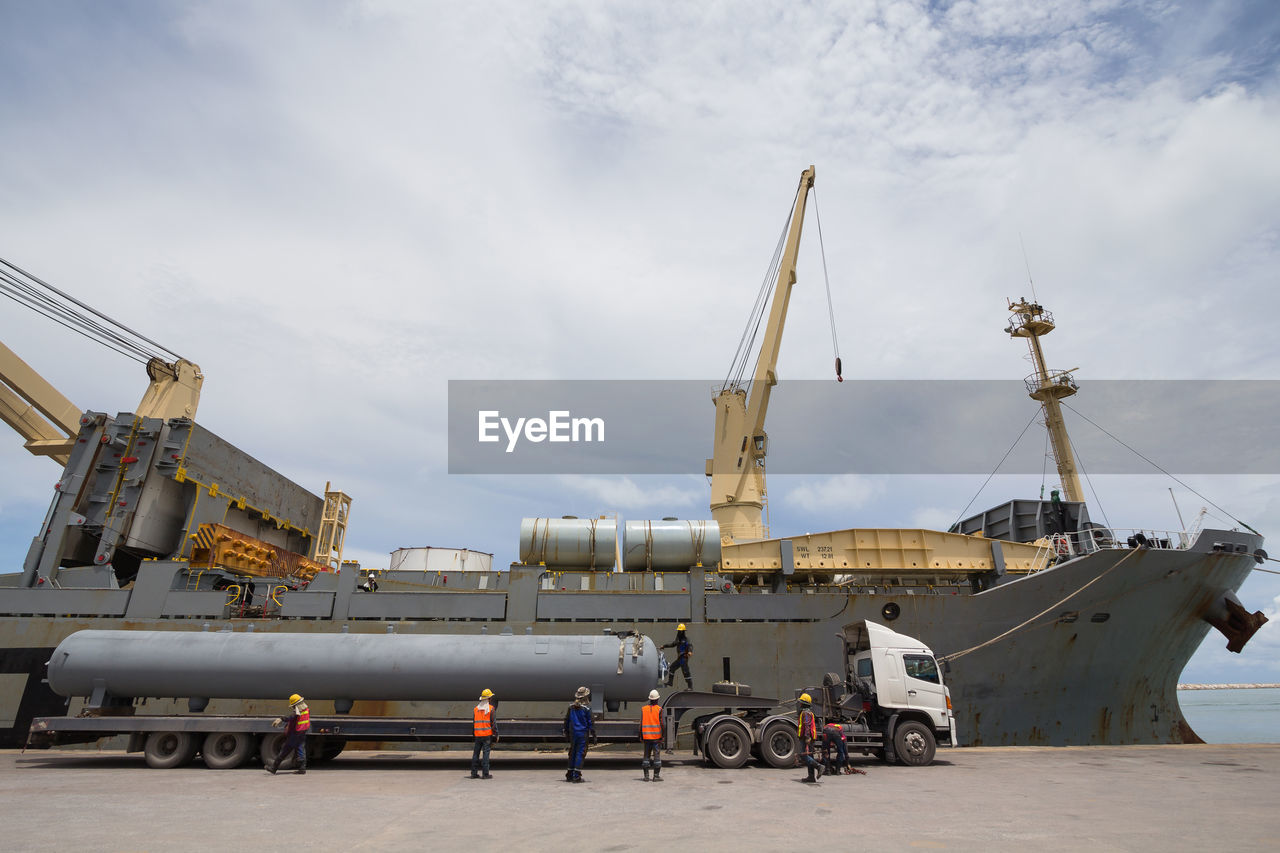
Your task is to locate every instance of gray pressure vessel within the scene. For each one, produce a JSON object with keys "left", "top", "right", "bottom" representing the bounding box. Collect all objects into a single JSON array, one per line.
[
  {"left": 621, "top": 519, "right": 720, "bottom": 570},
  {"left": 46, "top": 630, "right": 660, "bottom": 705},
  {"left": 520, "top": 517, "right": 617, "bottom": 569},
  {"left": 520, "top": 517, "right": 720, "bottom": 570}
]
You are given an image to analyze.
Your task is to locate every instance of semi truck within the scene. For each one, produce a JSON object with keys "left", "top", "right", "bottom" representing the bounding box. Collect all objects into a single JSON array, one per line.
[{"left": 26, "top": 620, "right": 956, "bottom": 769}]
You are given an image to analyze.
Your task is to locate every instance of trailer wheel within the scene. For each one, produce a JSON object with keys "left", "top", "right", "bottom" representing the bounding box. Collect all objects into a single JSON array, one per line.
[
  {"left": 760, "top": 722, "right": 799, "bottom": 768},
  {"left": 202, "top": 732, "right": 254, "bottom": 769},
  {"left": 893, "top": 721, "right": 936, "bottom": 766},
  {"left": 144, "top": 731, "right": 198, "bottom": 769},
  {"left": 706, "top": 722, "right": 751, "bottom": 769},
  {"left": 259, "top": 732, "right": 296, "bottom": 770}
]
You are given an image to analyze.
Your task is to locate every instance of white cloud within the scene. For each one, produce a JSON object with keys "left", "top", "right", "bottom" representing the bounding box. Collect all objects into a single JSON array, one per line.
[
  {"left": 784, "top": 475, "right": 884, "bottom": 515},
  {"left": 553, "top": 475, "right": 703, "bottom": 513}
]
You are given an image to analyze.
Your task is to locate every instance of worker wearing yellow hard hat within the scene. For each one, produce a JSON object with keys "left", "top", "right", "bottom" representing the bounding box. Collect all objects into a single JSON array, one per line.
[
  {"left": 471, "top": 688, "right": 497, "bottom": 779},
  {"left": 267, "top": 693, "right": 310, "bottom": 775},
  {"left": 662, "top": 623, "right": 694, "bottom": 689},
  {"left": 797, "top": 692, "right": 823, "bottom": 783}
]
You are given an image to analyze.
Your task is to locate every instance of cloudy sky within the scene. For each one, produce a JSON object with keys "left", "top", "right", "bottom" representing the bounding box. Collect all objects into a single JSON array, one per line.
[{"left": 2, "top": 1, "right": 1279, "bottom": 684}]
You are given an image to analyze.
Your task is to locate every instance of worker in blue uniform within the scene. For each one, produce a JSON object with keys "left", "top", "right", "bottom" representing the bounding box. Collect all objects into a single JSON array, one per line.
[
  {"left": 562, "top": 685, "right": 596, "bottom": 783},
  {"left": 662, "top": 623, "right": 694, "bottom": 689}
]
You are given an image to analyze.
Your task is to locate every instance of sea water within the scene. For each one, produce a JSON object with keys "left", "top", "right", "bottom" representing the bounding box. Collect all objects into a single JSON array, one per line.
[{"left": 1177, "top": 687, "right": 1280, "bottom": 743}]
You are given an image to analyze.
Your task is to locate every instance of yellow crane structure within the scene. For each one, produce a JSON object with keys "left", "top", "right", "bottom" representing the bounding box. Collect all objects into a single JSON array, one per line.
[{"left": 707, "top": 165, "right": 815, "bottom": 544}]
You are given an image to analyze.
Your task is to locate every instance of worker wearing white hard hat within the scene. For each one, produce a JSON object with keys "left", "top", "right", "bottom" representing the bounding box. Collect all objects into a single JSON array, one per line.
[
  {"left": 563, "top": 686, "right": 595, "bottom": 783},
  {"left": 639, "top": 688, "right": 664, "bottom": 781}
]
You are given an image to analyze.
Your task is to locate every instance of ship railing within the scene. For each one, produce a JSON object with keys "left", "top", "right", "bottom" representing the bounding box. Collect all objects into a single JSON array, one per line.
[
  {"left": 1046, "top": 527, "right": 1190, "bottom": 562},
  {"left": 1023, "top": 369, "right": 1078, "bottom": 396}
]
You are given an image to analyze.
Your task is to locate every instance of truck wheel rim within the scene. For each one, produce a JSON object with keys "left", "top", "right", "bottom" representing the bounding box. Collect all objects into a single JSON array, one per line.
[{"left": 903, "top": 730, "right": 926, "bottom": 756}]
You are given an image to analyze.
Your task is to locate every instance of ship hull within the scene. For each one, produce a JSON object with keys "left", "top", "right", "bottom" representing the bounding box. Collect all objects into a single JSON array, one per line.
[{"left": 0, "top": 531, "right": 1261, "bottom": 749}]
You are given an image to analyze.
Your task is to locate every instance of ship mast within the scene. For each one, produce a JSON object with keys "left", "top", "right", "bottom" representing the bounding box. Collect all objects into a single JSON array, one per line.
[
  {"left": 708, "top": 166, "right": 815, "bottom": 543},
  {"left": 1005, "top": 299, "right": 1083, "bottom": 502}
]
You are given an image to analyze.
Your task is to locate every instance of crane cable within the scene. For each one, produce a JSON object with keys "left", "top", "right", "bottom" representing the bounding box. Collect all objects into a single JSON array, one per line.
[
  {"left": 0, "top": 256, "right": 184, "bottom": 365},
  {"left": 723, "top": 203, "right": 789, "bottom": 394},
  {"left": 811, "top": 187, "right": 842, "bottom": 382}
]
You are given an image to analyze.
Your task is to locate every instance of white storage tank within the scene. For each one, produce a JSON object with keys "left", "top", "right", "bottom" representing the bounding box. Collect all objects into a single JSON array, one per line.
[{"left": 388, "top": 547, "right": 494, "bottom": 573}]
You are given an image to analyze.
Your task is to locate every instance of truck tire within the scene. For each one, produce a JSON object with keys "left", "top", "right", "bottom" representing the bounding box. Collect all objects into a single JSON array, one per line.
[
  {"left": 202, "top": 732, "right": 254, "bottom": 769},
  {"left": 760, "top": 721, "right": 799, "bottom": 768},
  {"left": 711, "top": 681, "right": 752, "bottom": 697},
  {"left": 705, "top": 722, "right": 751, "bottom": 769},
  {"left": 893, "top": 721, "right": 936, "bottom": 766},
  {"left": 143, "top": 731, "right": 198, "bottom": 769},
  {"left": 259, "top": 732, "right": 296, "bottom": 770}
]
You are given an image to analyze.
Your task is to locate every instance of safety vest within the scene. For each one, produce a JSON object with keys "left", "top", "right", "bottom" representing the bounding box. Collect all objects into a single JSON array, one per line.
[
  {"left": 474, "top": 705, "right": 493, "bottom": 738},
  {"left": 295, "top": 707, "right": 311, "bottom": 732},
  {"left": 641, "top": 704, "right": 662, "bottom": 740},
  {"left": 797, "top": 710, "right": 816, "bottom": 739}
]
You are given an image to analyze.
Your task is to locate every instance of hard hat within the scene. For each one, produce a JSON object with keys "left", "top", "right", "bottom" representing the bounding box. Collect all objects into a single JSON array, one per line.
[
  {"left": 677, "top": 623, "right": 687, "bottom": 631},
  {"left": 799, "top": 692, "right": 812, "bottom": 705},
  {"left": 575, "top": 686, "right": 590, "bottom": 699},
  {"left": 648, "top": 689, "right": 660, "bottom": 701},
  {"left": 480, "top": 688, "right": 494, "bottom": 699},
  {"left": 288, "top": 693, "right": 303, "bottom": 705}
]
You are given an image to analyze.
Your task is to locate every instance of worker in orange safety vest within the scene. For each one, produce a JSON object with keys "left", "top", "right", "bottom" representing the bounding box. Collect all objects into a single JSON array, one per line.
[
  {"left": 639, "top": 689, "right": 664, "bottom": 781},
  {"left": 267, "top": 693, "right": 310, "bottom": 775},
  {"left": 471, "top": 688, "right": 498, "bottom": 779}
]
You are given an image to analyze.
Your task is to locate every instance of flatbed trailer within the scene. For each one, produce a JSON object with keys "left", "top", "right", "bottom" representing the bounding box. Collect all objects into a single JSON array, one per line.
[{"left": 27, "top": 712, "right": 654, "bottom": 769}]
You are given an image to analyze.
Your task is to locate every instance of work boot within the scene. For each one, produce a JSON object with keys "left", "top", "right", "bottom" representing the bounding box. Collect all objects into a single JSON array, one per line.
[
  {"left": 482, "top": 773, "right": 492, "bottom": 780},
  {"left": 565, "top": 769, "right": 573, "bottom": 782},
  {"left": 653, "top": 770, "right": 663, "bottom": 782},
  {"left": 266, "top": 760, "right": 278, "bottom": 775},
  {"left": 643, "top": 768, "right": 650, "bottom": 781},
  {"left": 470, "top": 772, "right": 480, "bottom": 779},
  {"left": 294, "top": 768, "right": 306, "bottom": 775},
  {"left": 815, "top": 764, "right": 824, "bottom": 780},
  {"left": 572, "top": 775, "right": 584, "bottom": 783}
]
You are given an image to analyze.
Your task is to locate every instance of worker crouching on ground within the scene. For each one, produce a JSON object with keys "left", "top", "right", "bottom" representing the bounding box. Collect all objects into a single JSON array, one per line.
[
  {"left": 639, "top": 688, "right": 663, "bottom": 781},
  {"left": 267, "top": 693, "right": 310, "bottom": 775},
  {"left": 471, "top": 688, "right": 498, "bottom": 779},
  {"left": 662, "top": 623, "right": 693, "bottom": 689},
  {"left": 797, "top": 693, "right": 823, "bottom": 783},
  {"left": 563, "top": 686, "right": 596, "bottom": 783},
  {"left": 822, "top": 721, "right": 853, "bottom": 775}
]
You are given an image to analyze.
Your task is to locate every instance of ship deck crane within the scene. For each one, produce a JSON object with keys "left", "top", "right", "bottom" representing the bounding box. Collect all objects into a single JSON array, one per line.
[
  {"left": 0, "top": 257, "right": 205, "bottom": 465},
  {"left": 707, "top": 166, "right": 817, "bottom": 544}
]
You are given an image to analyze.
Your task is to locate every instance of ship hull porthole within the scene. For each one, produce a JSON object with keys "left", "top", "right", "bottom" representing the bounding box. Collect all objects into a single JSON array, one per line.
[{"left": 881, "top": 602, "right": 901, "bottom": 621}]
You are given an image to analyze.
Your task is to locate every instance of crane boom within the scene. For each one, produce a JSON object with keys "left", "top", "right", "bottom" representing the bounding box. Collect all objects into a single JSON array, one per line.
[
  {"left": 0, "top": 341, "right": 80, "bottom": 465},
  {"left": 707, "top": 166, "right": 815, "bottom": 543}
]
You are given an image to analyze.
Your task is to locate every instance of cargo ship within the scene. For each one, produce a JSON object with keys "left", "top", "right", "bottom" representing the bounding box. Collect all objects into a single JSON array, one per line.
[{"left": 0, "top": 169, "right": 1268, "bottom": 747}]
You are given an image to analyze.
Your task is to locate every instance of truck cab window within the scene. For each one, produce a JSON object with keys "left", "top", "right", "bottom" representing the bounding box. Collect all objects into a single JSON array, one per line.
[
  {"left": 903, "top": 654, "right": 940, "bottom": 684},
  {"left": 856, "top": 658, "right": 873, "bottom": 679}
]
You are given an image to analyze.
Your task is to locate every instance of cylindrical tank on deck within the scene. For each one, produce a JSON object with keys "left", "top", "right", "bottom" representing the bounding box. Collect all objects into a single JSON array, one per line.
[
  {"left": 388, "top": 547, "right": 494, "bottom": 573},
  {"left": 519, "top": 518, "right": 719, "bottom": 570},
  {"left": 520, "top": 517, "right": 617, "bottom": 569},
  {"left": 46, "top": 630, "right": 660, "bottom": 705}
]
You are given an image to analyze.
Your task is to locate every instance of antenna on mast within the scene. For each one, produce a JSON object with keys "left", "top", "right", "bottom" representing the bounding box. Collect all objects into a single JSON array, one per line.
[{"left": 1019, "top": 233, "right": 1038, "bottom": 302}]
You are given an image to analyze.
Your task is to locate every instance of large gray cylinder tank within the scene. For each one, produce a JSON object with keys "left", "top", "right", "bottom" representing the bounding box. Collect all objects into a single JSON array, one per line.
[
  {"left": 520, "top": 518, "right": 720, "bottom": 570},
  {"left": 47, "top": 630, "right": 660, "bottom": 705}
]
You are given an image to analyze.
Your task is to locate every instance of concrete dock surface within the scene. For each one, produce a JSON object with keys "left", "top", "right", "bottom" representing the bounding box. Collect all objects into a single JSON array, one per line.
[{"left": 3, "top": 744, "right": 1278, "bottom": 852}]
